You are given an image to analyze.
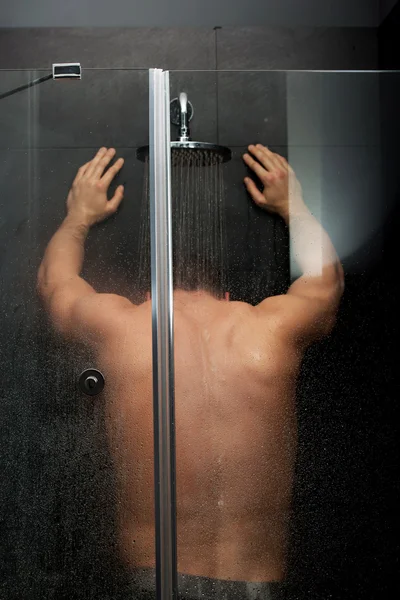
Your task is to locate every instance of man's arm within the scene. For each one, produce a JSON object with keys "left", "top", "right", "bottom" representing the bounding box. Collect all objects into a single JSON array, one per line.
[
  {"left": 243, "top": 144, "right": 344, "bottom": 347},
  {"left": 37, "top": 147, "right": 131, "bottom": 341}
]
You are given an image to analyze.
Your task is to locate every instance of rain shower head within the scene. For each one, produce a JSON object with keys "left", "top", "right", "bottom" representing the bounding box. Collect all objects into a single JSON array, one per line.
[
  {"left": 137, "top": 92, "right": 232, "bottom": 164},
  {"left": 137, "top": 140, "right": 231, "bottom": 163}
]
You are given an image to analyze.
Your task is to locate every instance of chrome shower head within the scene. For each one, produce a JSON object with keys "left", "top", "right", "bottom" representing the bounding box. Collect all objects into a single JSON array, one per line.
[
  {"left": 137, "top": 92, "right": 232, "bottom": 164},
  {"left": 137, "top": 141, "right": 231, "bottom": 164},
  {"left": 171, "top": 141, "right": 231, "bottom": 163}
]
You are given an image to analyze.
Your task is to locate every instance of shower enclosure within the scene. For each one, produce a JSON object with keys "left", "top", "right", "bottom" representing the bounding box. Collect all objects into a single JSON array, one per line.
[{"left": 0, "top": 66, "right": 398, "bottom": 600}]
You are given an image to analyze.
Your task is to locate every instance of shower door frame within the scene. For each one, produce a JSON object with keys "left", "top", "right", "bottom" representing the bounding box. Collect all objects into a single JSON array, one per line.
[{"left": 149, "top": 68, "right": 178, "bottom": 600}]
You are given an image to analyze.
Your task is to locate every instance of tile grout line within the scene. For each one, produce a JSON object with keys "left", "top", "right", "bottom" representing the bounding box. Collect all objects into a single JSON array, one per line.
[{"left": 214, "top": 26, "right": 221, "bottom": 144}]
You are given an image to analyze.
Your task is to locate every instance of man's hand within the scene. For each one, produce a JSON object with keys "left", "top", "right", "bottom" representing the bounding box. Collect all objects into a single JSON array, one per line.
[
  {"left": 243, "top": 144, "right": 303, "bottom": 219},
  {"left": 67, "top": 147, "right": 125, "bottom": 227}
]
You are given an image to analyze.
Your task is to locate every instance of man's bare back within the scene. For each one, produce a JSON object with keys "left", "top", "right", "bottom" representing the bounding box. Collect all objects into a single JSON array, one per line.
[
  {"left": 38, "top": 145, "right": 344, "bottom": 587},
  {"left": 100, "top": 291, "right": 299, "bottom": 582}
]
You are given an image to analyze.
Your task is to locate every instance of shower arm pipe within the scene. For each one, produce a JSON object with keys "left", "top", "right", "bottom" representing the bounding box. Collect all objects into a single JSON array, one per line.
[
  {"left": 149, "top": 69, "right": 178, "bottom": 600},
  {"left": 0, "top": 65, "right": 81, "bottom": 101},
  {"left": 178, "top": 91, "right": 190, "bottom": 142},
  {"left": 0, "top": 74, "right": 52, "bottom": 101}
]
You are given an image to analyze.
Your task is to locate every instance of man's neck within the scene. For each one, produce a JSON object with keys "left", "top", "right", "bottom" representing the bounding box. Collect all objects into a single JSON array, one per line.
[{"left": 173, "top": 289, "right": 219, "bottom": 305}]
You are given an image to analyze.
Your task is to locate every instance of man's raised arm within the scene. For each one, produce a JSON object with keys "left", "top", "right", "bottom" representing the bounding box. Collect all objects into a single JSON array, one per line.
[
  {"left": 37, "top": 147, "right": 129, "bottom": 339},
  {"left": 243, "top": 144, "right": 344, "bottom": 346}
]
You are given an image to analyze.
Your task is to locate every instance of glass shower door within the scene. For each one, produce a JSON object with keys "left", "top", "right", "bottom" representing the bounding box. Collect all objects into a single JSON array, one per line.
[
  {"left": 166, "top": 69, "right": 399, "bottom": 600},
  {"left": 0, "top": 68, "right": 155, "bottom": 600}
]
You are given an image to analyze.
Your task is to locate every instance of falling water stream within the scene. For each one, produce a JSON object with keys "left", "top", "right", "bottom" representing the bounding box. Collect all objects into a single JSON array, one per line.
[{"left": 138, "top": 151, "right": 227, "bottom": 300}]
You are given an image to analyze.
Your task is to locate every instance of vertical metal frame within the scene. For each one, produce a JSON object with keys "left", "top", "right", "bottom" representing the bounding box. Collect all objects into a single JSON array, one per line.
[{"left": 149, "top": 69, "right": 177, "bottom": 600}]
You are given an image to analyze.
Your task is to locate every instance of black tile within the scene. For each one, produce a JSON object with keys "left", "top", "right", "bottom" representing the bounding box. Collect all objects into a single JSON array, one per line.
[
  {"left": 0, "top": 28, "right": 216, "bottom": 70},
  {"left": 286, "top": 72, "right": 381, "bottom": 147},
  {"left": 40, "top": 70, "right": 149, "bottom": 149},
  {"left": 283, "top": 145, "right": 383, "bottom": 275},
  {"left": 283, "top": 144, "right": 384, "bottom": 274},
  {"left": 0, "top": 70, "right": 220, "bottom": 150},
  {"left": 217, "top": 27, "right": 378, "bottom": 70},
  {"left": 0, "top": 71, "right": 38, "bottom": 150},
  {"left": 217, "top": 71, "right": 287, "bottom": 147},
  {"left": 320, "top": 145, "right": 384, "bottom": 273},
  {"left": 0, "top": 148, "right": 33, "bottom": 300},
  {"left": 0, "top": 69, "right": 150, "bottom": 149}
]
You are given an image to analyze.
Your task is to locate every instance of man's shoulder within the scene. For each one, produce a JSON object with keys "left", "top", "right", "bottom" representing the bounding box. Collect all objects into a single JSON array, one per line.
[
  {"left": 228, "top": 298, "right": 283, "bottom": 327},
  {"left": 214, "top": 300, "right": 284, "bottom": 350},
  {"left": 72, "top": 293, "right": 139, "bottom": 336},
  {"left": 76, "top": 293, "right": 134, "bottom": 314}
]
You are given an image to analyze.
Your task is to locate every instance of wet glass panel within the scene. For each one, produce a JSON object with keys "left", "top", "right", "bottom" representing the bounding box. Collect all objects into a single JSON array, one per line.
[
  {"left": 165, "top": 69, "right": 399, "bottom": 600},
  {"left": 0, "top": 68, "right": 154, "bottom": 599}
]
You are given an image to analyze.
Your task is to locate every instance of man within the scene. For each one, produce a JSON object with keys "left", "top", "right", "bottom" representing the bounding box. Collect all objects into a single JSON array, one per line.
[{"left": 38, "top": 145, "right": 344, "bottom": 600}]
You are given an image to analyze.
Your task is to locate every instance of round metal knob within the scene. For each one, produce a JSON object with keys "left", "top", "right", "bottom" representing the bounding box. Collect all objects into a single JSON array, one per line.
[{"left": 79, "top": 369, "right": 105, "bottom": 396}]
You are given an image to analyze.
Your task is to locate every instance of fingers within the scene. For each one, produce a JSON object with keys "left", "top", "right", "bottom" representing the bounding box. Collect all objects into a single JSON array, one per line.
[
  {"left": 273, "top": 152, "right": 289, "bottom": 169},
  {"left": 73, "top": 148, "right": 111, "bottom": 184},
  {"left": 84, "top": 147, "right": 108, "bottom": 177},
  {"left": 243, "top": 144, "right": 287, "bottom": 185},
  {"left": 85, "top": 147, "right": 118, "bottom": 179},
  {"left": 249, "top": 144, "right": 278, "bottom": 172},
  {"left": 243, "top": 152, "right": 271, "bottom": 184},
  {"left": 79, "top": 148, "right": 125, "bottom": 191},
  {"left": 73, "top": 161, "right": 91, "bottom": 183},
  {"left": 101, "top": 157, "right": 125, "bottom": 188},
  {"left": 107, "top": 185, "right": 124, "bottom": 215},
  {"left": 247, "top": 144, "right": 288, "bottom": 172},
  {"left": 92, "top": 147, "right": 117, "bottom": 178},
  {"left": 244, "top": 177, "right": 265, "bottom": 206}
]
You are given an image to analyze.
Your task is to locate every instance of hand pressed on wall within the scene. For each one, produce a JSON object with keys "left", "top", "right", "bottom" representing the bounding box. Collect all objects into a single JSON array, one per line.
[{"left": 67, "top": 147, "right": 125, "bottom": 227}]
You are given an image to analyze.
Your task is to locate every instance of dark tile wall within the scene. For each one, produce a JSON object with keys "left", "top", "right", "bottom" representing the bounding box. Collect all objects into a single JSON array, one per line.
[
  {"left": 0, "top": 28, "right": 217, "bottom": 70},
  {"left": 170, "top": 71, "right": 218, "bottom": 143},
  {"left": 285, "top": 70, "right": 383, "bottom": 273},
  {"left": 0, "top": 70, "right": 150, "bottom": 149},
  {"left": 0, "top": 25, "right": 379, "bottom": 70},
  {"left": 216, "top": 26, "right": 378, "bottom": 70}
]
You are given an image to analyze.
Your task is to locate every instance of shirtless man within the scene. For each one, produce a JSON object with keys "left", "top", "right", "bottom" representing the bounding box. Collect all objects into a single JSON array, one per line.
[{"left": 38, "top": 145, "right": 344, "bottom": 600}]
